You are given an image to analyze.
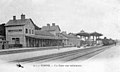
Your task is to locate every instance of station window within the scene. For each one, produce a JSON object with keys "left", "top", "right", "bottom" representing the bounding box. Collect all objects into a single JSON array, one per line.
[
  {"left": 32, "top": 30, "right": 34, "bottom": 34},
  {"left": 29, "top": 29, "right": 31, "bottom": 34},
  {"left": 12, "top": 38, "right": 20, "bottom": 44},
  {"left": 26, "top": 29, "right": 28, "bottom": 33},
  {"left": 8, "top": 29, "right": 22, "bottom": 32},
  {"left": 12, "top": 38, "right": 15, "bottom": 40},
  {"left": 16, "top": 38, "right": 20, "bottom": 44}
]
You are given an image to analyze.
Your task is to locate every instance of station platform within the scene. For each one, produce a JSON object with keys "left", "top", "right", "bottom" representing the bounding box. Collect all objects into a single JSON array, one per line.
[
  {"left": 0, "top": 45, "right": 101, "bottom": 63},
  {"left": 0, "top": 47, "right": 80, "bottom": 62}
]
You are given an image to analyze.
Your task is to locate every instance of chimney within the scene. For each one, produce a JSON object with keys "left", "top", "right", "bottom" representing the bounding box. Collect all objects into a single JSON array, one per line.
[
  {"left": 62, "top": 31, "right": 67, "bottom": 34},
  {"left": 13, "top": 16, "right": 16, "bottom": 20},
  {"left": 21, "top": 14, "right": 25, "bottom": 20},
  {"left": 47, "top": 23, "right": 50, "bottom": 27},
  {"left": 52, "top": 23, "right": 55, "bottom": 26}
]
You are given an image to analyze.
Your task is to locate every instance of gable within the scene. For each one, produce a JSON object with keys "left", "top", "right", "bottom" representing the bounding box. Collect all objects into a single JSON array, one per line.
[{"left": 29, "top": 19, "right": 41, "bottom": 30}]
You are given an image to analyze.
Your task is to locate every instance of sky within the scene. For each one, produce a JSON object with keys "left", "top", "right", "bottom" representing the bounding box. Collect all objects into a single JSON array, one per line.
[{"left": 0, "top": 0, "right": 120, "bottom": 39}]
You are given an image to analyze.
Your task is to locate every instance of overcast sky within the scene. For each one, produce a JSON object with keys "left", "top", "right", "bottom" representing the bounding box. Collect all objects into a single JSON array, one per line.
[{"left": 0, "top": 0, "right": 120, "bottom": 39}]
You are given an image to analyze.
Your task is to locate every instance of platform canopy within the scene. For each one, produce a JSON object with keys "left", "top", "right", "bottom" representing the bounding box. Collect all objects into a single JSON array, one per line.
[
  {"left": 90, "top": 32, "right": 103, "bottom": 36},
  {"left": 76, "top": 30, "right": 89, "bottom": 37}
]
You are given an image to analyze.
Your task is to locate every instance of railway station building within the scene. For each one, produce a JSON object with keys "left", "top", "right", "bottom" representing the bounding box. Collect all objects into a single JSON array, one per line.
[{"left": 5, "top": 14, "right": 67, "bottom": 48}]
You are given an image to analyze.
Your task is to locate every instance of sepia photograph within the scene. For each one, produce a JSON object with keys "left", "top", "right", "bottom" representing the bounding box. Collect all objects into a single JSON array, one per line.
[{"left": 0, "top": 0, "right": 120, "bottom": 72}]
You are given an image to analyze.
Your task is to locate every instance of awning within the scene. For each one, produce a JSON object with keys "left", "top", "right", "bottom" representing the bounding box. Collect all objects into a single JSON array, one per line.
[{"left": 25, "top": 35, "right": 66, "bottom": 40}]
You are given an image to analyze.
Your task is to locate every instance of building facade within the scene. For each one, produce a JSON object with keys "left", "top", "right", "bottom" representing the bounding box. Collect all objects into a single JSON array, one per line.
[
  {"left": 5, "top": 14, "right": 65, "bottom": 48},
  {"left": 5, "top": 14, "right": 35, "bottom": 47},
  {"left": 41, "top": 23, "right": 68, "bottom": 46}
]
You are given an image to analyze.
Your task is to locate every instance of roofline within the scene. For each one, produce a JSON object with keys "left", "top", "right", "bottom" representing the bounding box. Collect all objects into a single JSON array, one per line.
[
  {"left": 57, "top": 25, "right": 61, "bottom": 31},
  {"left": 29, "top": 18, "right": 41, "bottom": 30}
]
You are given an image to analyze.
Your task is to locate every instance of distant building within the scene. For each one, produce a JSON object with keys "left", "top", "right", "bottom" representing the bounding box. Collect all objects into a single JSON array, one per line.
[
  {"left": 56, "top": 33, "right": 69, "bottom": 46},
  {"left": 61, "top": 32, "right": 81, "bottom": 46}
]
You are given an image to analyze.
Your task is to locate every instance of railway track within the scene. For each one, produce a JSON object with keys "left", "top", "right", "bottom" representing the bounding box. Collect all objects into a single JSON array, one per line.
[{"left": 11, "top": 45, "right": 113, "bottom": 63}]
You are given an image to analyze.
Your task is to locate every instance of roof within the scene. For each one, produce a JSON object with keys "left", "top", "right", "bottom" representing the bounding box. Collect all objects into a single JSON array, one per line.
[
  {"left": 5, "top": 18, "right": 41, "bottom": 30},
  {"left": 26, "top": 30, "right": 66, "bottom": 40},
  {"left": 29, "top": 19, "right": 41, "bottom": 30},
  {"left": 26, "top": 34, "right": 66, "bottom": 40},
  {"left": 35, "top": 30, "right": 54, "bottom": 36},
  {"left": 90, "top": 32, "right": 103, "bottom": 36},
  {"left": 6, "top": 19, "right": 27, "bottom": 26},
  {"left": 56, "top": 33, "right": 68, "bottom": 40},
  {"left": 76, "top": 30, "right": 89, "bottom": 36},
  {"left": 41, "top": 25, "right": 61, "bottom": 31},
  {"left": 62, "top": 33, "right": 79, "bottom": 39},
  {"left": 25, "top": 35, "right": 55, "bottom": 39}
]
